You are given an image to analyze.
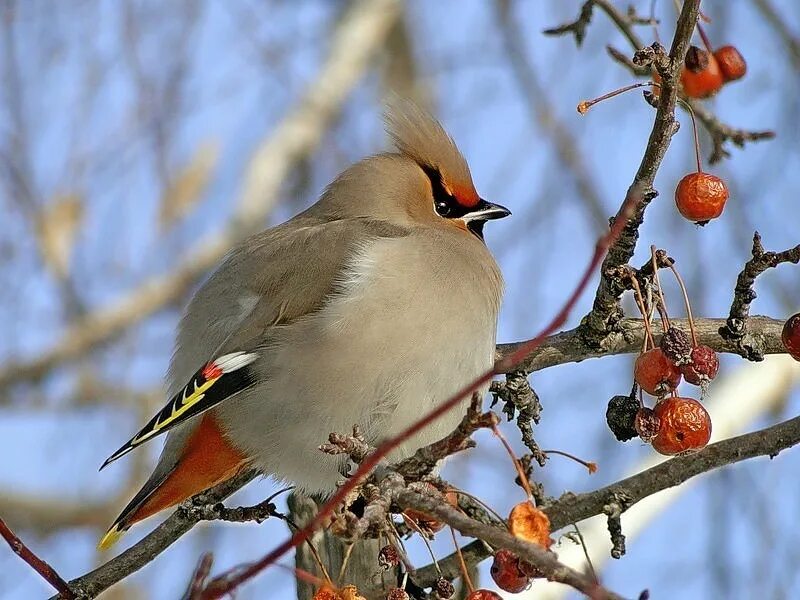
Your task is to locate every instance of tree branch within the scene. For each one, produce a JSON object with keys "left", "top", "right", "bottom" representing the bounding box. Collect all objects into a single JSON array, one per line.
[
  {"left": 719, "top": 232, "right": 800, "bottom": 360},
  {"left": 0, "top": 517, "right": 75, "bottom": 599},
  {"left": 413, "top": 409, "right": 800, "bottom": 588},
  {"left": 580, "top": 0, "right": 700, "bottom": 345}
]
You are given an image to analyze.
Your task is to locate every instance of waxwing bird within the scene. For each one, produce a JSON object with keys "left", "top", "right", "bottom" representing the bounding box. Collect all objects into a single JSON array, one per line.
[{"left": 98, "top": 103, "right": 510, "bottom": 549}]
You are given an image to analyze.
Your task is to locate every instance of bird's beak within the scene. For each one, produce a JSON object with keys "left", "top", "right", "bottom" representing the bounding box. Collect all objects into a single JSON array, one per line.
[{"left": 462, "top": 199, "right": 511, "bottom": 223}]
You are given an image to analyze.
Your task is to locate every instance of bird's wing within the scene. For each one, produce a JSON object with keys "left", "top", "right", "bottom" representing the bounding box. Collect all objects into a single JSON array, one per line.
[{"left": 101, "top": 217, "right": 409, "bottom": 469}]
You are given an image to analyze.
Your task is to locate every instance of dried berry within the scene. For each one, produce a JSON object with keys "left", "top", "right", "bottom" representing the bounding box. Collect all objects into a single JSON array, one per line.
[
  {"left": 490, "top": 549, "right": 531, "bottom": 593},
  {"left": 680, "top": 345, "right": 720, "bottom": 385},
  {"left": 386, "top": 589, "right": 410, "bottom": 600},
  {"left": 659, "top": 326, "right": 693, "bottom": 365},
  {"left": 714, "top": 46, "right": 747, "bottom": 82},
  {"left": 340, "top": 585, "right": 366, "bottom": 600},
  {"left": 466, "top": 591, "right": 503, "bottom": 600},
  {"left": 781, "top": 313, "right": 800, "bottom": 361},
  {"left": 651, "top": 396, "right": 712, "bottom": 455},
  {"left": 684, "top": 45, "right": 710, "bottom": 73},
  {"left": 634, "top": 348, "right": 682, "bottom": 396},
  {"left": 675, "top": 172, "right": 729, "bottom": 224},
  {"left": 606, "top": 394, "right": 640, "bottom": 441},
  {"left": 313, "top": 587, "right": 340, "bottom": 600},
  {"left": 434, "top": 577, "right": 455, "bottom": 599},
  {"left": 680, "top": 53, "right": 724, "bottom": 98},
  {"left": 378, "top": 544, "right": 400, "bottom": 570},
  {"left": 508, "top": 501, "right": 552, "bottom": 548},
  {"left": 634, "top": 406, "right": 661, "bottom": 443}
]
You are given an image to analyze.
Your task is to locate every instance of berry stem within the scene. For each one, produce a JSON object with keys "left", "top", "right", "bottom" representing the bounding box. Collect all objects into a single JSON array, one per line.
[
  {"left": 650, "top": 245, "right": 671, "bottom": 331},
  {"left": 491, "top": 423, "right": 535, "bottom": 501},
  {"left": 449, "top": 526, "right": 474, "bottom": 593},
  {"left": 577, "top": 82, "right": 653, "bottom": 114},
  {"left": 676, "top": 97, "right": 703, "bottom": 173},
  {"left": 649, "top": 0, "right": 661, "bottom": 44},
  {"left": 628, "top": 274, "right": 656, "bottom": 350},
  {"left": 672, "top": 0, "right": 713, "bottom": 52},
  {"left": 447, "top": 488, "right": 507, "bottom": 525},
  {"left": 400, "top": 513, "right": 441, "bottom": 574},
  {"left": 667, "top": 259, "right": 698, "bottom": 346},
  {"left": 541, "top": 449, "right": 598, "bottom": 474},
  {"left": 572, "top": 523, "right": 599, "bottom": 583},
  {"left": 696, "top": 23, "right": 714, "bottom": 54}
]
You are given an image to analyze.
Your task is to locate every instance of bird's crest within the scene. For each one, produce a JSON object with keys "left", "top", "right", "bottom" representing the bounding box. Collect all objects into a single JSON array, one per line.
[{"left": 385, "top": 102, "right": 479, "bottom": 208}]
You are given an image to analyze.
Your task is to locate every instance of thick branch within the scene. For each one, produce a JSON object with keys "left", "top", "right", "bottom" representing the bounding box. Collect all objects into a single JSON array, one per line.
[
  {"left": 414, "top": 408, "right": 800, "bottom": 588},
  {"left": 397, "top": 489, "right": 627, "bottom": 600},
  {"left": 52, "top": 471, "right": 257, "bottom": 600},
  {"left": 497, "top": 316, "right": 785, "bottom": 374},
  {"left": 580, "top": 0, "right": 700, "bottom": 345}
]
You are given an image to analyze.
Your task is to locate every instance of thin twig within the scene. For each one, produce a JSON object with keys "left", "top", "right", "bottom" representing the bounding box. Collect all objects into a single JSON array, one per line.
[{"left": 0, "top": 517, "right": 75, "bottom": 599}]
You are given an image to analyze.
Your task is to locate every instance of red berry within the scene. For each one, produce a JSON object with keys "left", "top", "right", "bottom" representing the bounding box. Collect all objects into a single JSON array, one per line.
[
  {"left": 466, "top": 591, "right": 503, "bottom": 600},
  {"left": 714, "top": 46, "right": 747, "bottom": 82},
  {"left": 675, "top": 172, "right": 729, "bottom": 224},
  {"left": 680, "top": 345, "right": 720, "bottom": 385},
  {"left": 635, "top": 406, "right": 661, "bottom": 443},
  {"left": 634, "top": 348, "right": 682, "bottom": 396},
  {"left": 781, "top": 313, "right": 800, "bottom": 361},
  {"left": 386, "top": 589, "right": 410, "bottom": 600},
  {"left": 680, "top": 52, "right": 724, "bottom": 98},
  {"left": 490, "top": 549, "right": 531, "bottom": 593},
  {"left": 651, "top": 396, "right": 712, "bottom": 455}
]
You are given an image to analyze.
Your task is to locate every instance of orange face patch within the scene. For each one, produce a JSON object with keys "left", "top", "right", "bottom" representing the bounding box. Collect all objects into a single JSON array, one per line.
[{"left": 444, "top": 180, "right": 480, "bottom": 208}]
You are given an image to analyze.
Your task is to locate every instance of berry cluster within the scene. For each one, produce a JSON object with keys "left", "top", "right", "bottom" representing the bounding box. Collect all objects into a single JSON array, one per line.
[
  {"left": 606, "top": 251, "right": 716, "bottom": 455},
  {"left": 679, "top": 44, "right": 746, "bottom": 99}
]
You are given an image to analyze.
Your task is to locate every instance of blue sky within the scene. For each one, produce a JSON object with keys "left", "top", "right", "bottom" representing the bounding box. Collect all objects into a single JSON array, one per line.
[{"left": 1, "top": 1, "right": 799, "bottom": 598}]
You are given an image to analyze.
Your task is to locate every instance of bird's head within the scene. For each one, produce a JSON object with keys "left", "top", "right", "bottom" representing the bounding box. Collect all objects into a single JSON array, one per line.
[{"left": 319, "top": 102, "right": 510, "bottom": 240}]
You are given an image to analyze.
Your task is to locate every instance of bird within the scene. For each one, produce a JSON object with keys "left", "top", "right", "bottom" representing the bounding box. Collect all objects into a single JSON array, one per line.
[{"left": 98, "top": 103, "right": 510, "bottom": 550}]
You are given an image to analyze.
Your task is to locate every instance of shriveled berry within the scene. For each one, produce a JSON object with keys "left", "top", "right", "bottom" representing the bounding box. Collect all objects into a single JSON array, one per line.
[
  {"left": 313, "top": 586, "right": 340, "bottom": 600},
  {"left": 675, "top": 172, "right": 729, "bottom": 224},
  {"left": 378, "top": 544, "right": 400, "bottom": 570},
  {"left": 680, "top": 53, "right": 724, "bottom": 98},
  {"left": 434, "top": 577, "right": 455, "bottom": 599},
  {"left": 714, "top": 46, "right": 746, "bottom": 82},
  {"left": 466, "top": 591, "right": 503, "bottom": 600},
  {"left": 680, "top": 345, "right": 720, "bottom": 385},
  {"left": 651, "top": 396, "right": 712, "bottom": 455},
  {"left": 684, "top": 45, "right": 710, "bottom": 73},
  {"left": 606, "top": 394, "right": 639, "bottom": 441},
  {"left": 781, "top": 313, "right": 800, "bottom": 361},
  {"left": 340, "top": 585, "right": 366, "bottom": 600},
  {"left": 635, "top": 406, "right": 660, "bottom": 443},
  {"left": 490, "top": 549, "right": 531, "bottom": 593},
  {"left": 508, "top": 501, "right": 552, "bottom": 548},
  {"left": 634, "top": 348, "right": 681, "bottom": 396},
  {"left": 659, "top": 326, "right": 693, "bottom": 365},
  {"left": 386, "top": 589, "right": 410, "bottom": 600}
]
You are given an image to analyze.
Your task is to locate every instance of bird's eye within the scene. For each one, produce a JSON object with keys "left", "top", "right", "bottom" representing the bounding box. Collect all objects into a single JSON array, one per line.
[{"left": 435, "top": 200, "right": 452, "bottom": 217}]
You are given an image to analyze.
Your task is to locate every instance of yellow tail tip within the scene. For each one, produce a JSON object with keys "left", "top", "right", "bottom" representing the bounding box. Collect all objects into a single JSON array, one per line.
[{"left": 97, "top": 525, "right": 124, "bottom": 551}]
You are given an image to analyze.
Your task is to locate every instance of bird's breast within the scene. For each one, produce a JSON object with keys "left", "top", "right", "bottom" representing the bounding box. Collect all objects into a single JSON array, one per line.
[{"left": 220, "top": 233, "right": 504, "bottom": 493}]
